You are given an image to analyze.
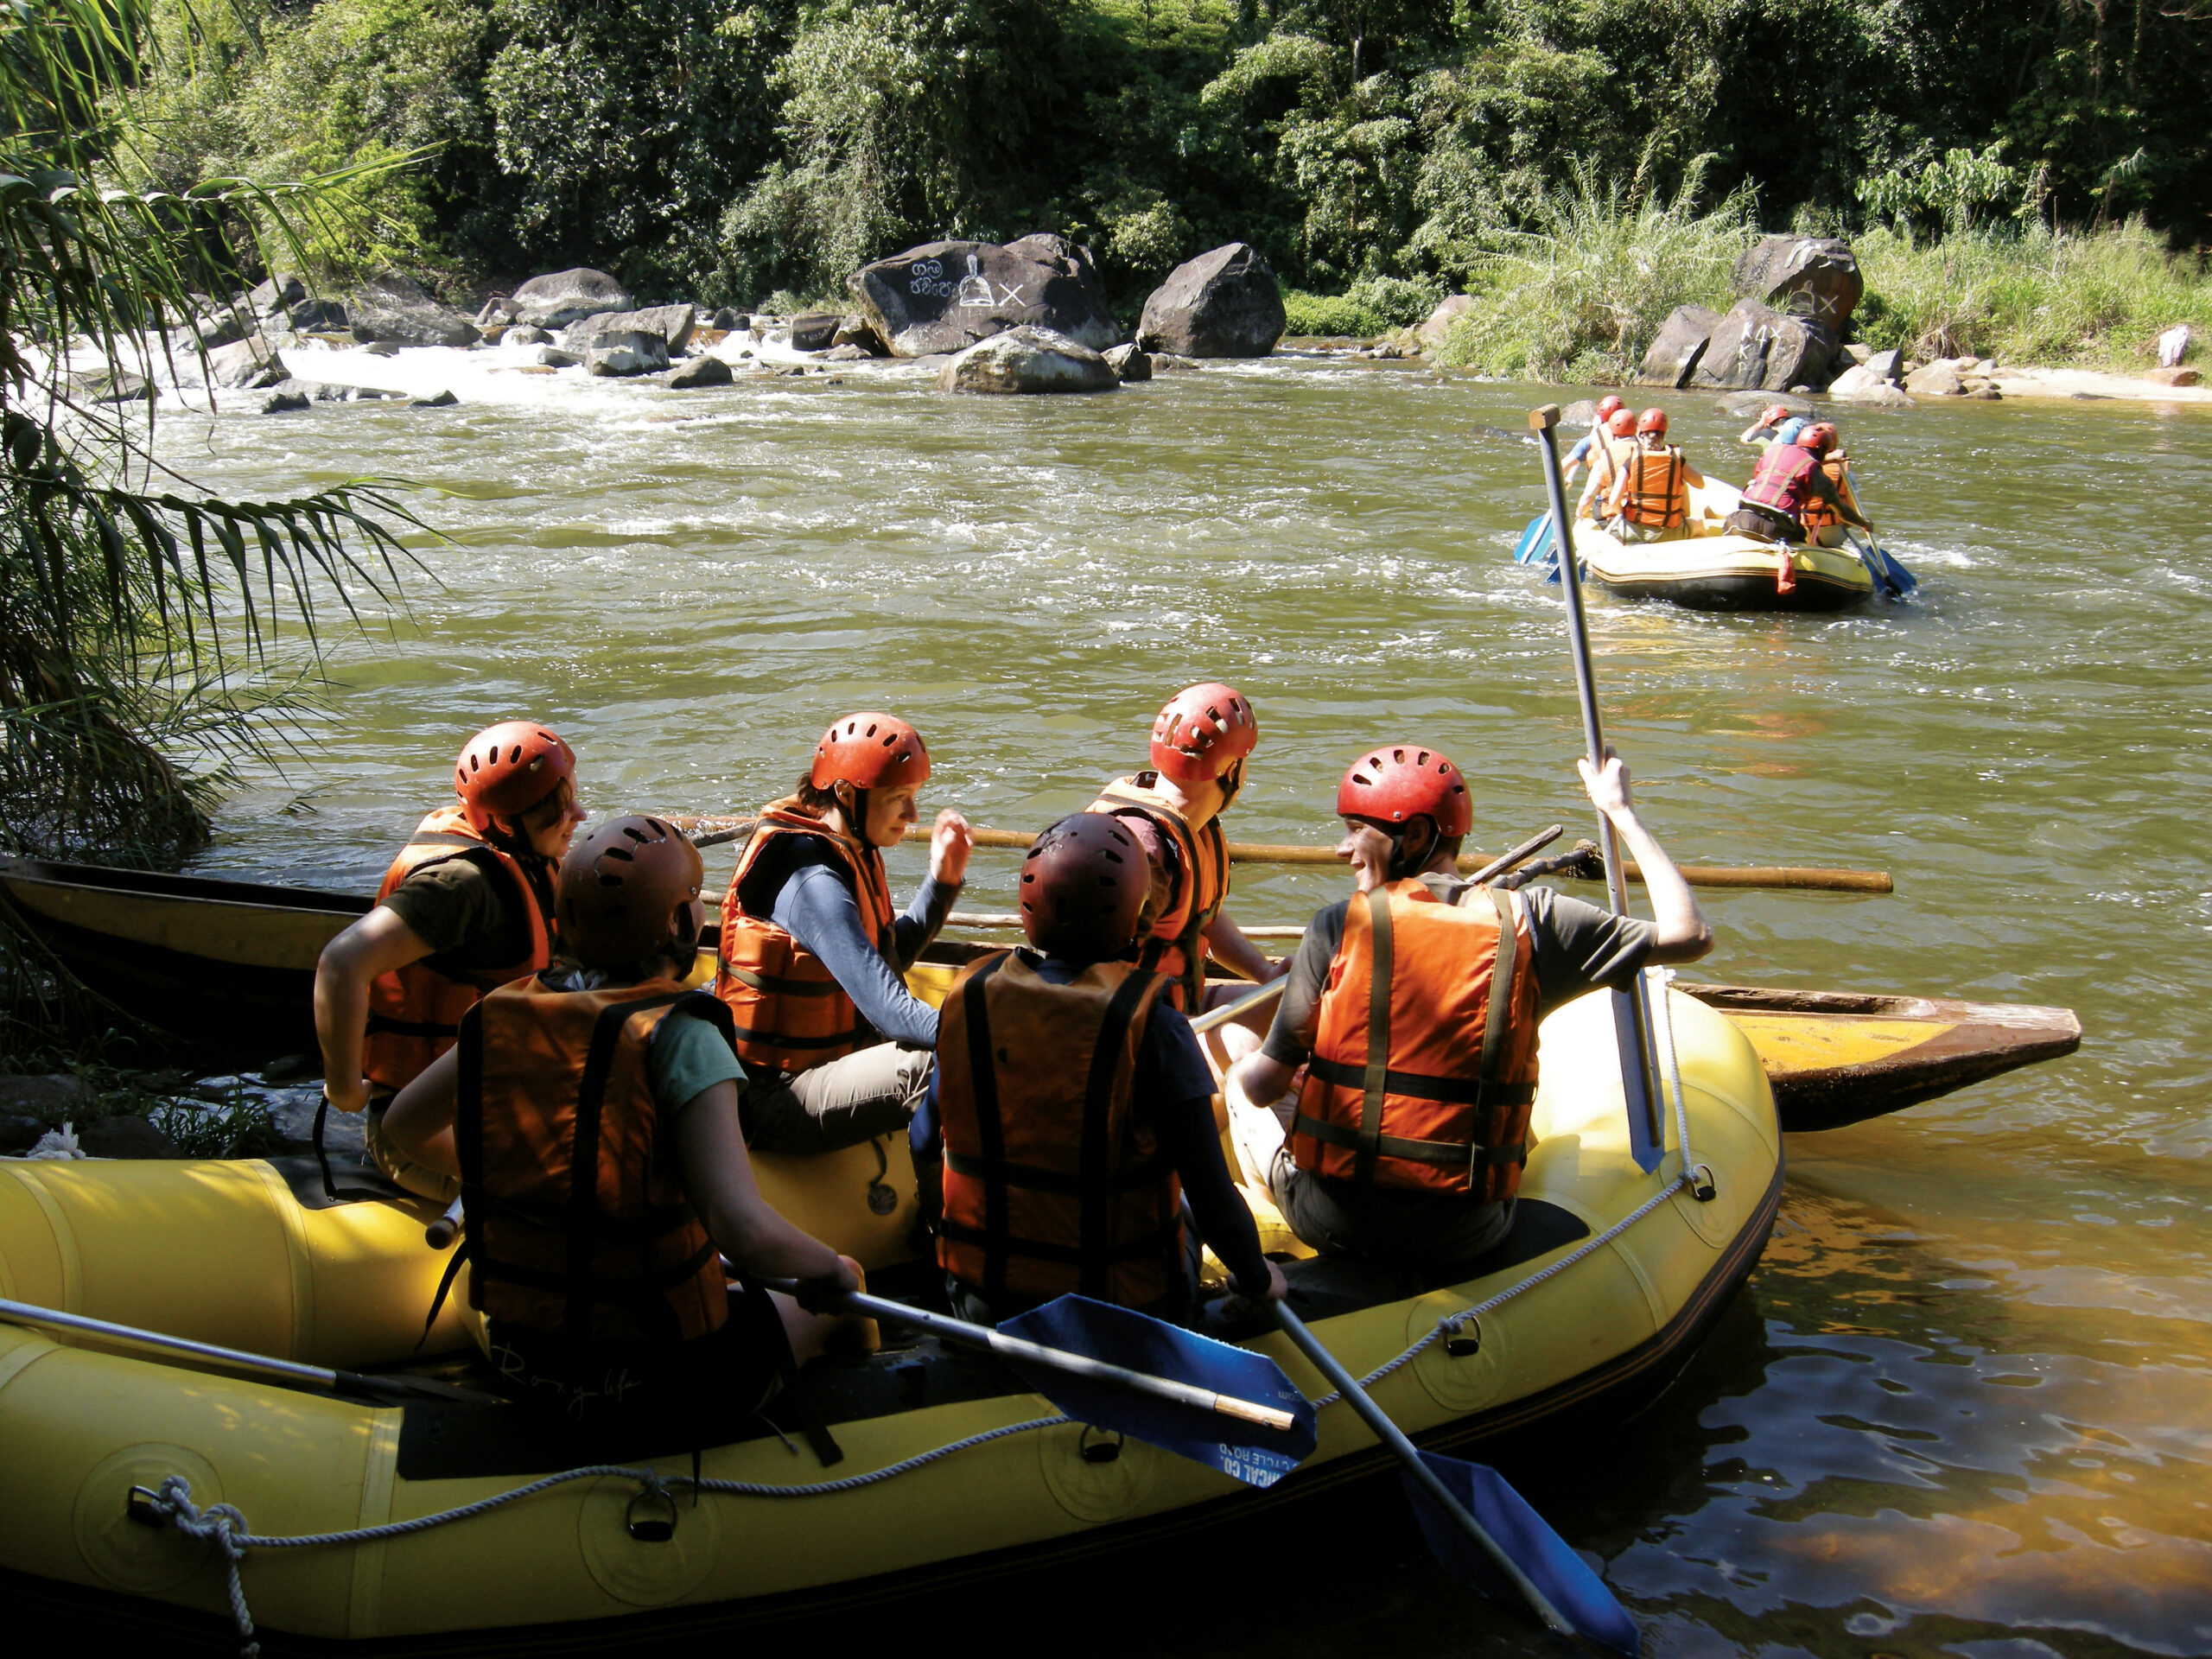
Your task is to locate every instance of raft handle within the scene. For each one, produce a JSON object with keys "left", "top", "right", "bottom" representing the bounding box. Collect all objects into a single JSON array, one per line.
[
  {"left": 126, "top": 1484, "right": 168, "bottom": 1529},
  {"left": 1444, "top": 1319, "right": 1483, "bottom": 1359},
  {"left": 626, "top": 1487, "right": 678, "bottom": 1543},
  {"left": 1079, "top": 1427, "right": 1124, "bottom": 1465},
  {"left": 1690, "top": 1164, "right": 1718, "bottom": 1204}
]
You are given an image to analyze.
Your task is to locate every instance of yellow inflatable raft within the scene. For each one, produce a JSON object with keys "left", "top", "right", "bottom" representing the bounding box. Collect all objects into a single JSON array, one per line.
[
  {"left": 1573, "top": 480, "right": 1874, "bottom": 613},
  {"left": 0, "top": 984, "right": 1779, "bottom": 1646}
]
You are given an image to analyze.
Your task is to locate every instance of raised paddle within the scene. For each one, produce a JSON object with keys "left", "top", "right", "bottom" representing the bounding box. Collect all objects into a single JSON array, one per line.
[
  {"left": 784, "top": 1285, "right": 1317, "bottom": 1488},
  {"left": 1533, "top": 402, "right": 1667, "bottom": 1171},
  {"left": 1272, "top": 1303, "right": 1640, "bottom": 1656}
]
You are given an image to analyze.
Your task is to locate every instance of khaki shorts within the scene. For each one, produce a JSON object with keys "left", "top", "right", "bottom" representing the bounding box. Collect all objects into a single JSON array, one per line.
[{"left": 365, "top": 1101, "right": 461, "bottom": 1204}]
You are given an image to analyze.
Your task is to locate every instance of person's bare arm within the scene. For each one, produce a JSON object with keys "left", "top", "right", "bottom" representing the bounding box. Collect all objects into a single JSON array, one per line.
[
  {"left": 382, "top": 1046, "right": 461, "bottom": 1175},
  {"left": 1578, "top": 754, "right": 1713, "bottom": 963},
  {"left": 1203, "top": 912, "right": 1284, "bottom": 983},
  {"left": 315, "top": 908, "right": 435, "bottom": 1111},
  {"left": 1230, "top": 1050, "right": 1298, "bottom": 1105},
  {"left": 676, "top": 1081, "right": 855, "bottom": 1286}
]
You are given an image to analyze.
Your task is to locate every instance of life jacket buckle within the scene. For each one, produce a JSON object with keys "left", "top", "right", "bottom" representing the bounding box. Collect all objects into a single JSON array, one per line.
[
  {"left": 1444, "top": 1318, "right": 1483, "bottom": 1359},
  {"left": 625, "top": 1487, "right": 679, "bottom": 1542},
  {"left": 1079, "top": 1426, "right": 1124, "bottom": 1465}
]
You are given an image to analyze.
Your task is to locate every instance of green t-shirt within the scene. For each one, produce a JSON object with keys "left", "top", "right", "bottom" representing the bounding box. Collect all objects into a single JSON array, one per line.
[
  {"left": 534, "top": 965, "right": 747, "bottom": 1116},
  {"left": 379, "top": 851, "right": 550, "bottom": 972}
]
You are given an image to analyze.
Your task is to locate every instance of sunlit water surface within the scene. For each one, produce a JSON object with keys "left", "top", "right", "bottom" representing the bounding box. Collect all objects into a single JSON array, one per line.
[{"left": 166, "top": 353, "right": 2210, "bottom": 1656}]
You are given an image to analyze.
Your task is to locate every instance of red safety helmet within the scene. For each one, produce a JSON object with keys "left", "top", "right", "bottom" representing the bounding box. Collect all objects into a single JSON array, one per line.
[
  {"left": 1796, "top": 423, "right": 1839, "bottom": 455},
  {"left": 556, "top": 814, "right": 704, "bottom": 969},
  {"left": 1593, "top": 396, "right": 1626, "bottom": 423},
  {"left": 810, "top": 713, "right": 931, "bottom": 791},
  {"left": 1018, "top": 813, "right": 1149, "bottom": 960},
  {"left": 1758, "top": 404, "right": 1792, "bottom": 428},
  {"left": 1149, "top": 683, "right": 1257, "bottom": 785},
  {"left": 454, "top": 721, "right": 575, "bottom": 836},
  {"left": 1637, "top": 407, "right": 1669, "bottom": 436},
  {"left": 1336, "top": 745, "right": 1472, "bottom": 839},
  {"left": 1606, "top": 408, "right": 1637, "bottom": 437}
]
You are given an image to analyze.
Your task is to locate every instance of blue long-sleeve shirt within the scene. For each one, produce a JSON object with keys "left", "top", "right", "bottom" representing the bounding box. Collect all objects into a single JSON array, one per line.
[{"left": 756, "top": 846, "right": 957, "bottom": 1047}]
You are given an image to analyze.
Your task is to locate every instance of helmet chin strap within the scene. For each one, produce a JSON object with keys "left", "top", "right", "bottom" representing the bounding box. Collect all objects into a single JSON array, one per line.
[
  {"left": 1215, "top": 759, "right": 1245, "bottom": 810},
  {"left": 1384, "top": 819, "right": 1435, "bottom": 882},
  {"left": 836, "top": 782, "right": 876, "bottom": 849}
]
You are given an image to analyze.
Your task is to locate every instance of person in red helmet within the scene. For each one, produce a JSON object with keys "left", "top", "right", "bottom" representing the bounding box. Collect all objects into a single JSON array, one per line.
[
  {"left": 932, "top": 813, "right": 1283, "bottom": 1325},
  {"left": 1224, "top": 743, "right": 1713, "bottom": 1269},
  {"left": 1086, "top": 683, "right": 1282, "bottom": 1022},
  {"left": 1561, "top": 396, "right": 1627, "bottom": 487},
  {"left": 715, "top": 712, "right": 972, "bottom": 1154},
  {"left": 1575, "top": 406, "right": 1639, "bottom": 519},
  {"left": 1791, "top": 423, "right": 1868, "bottom": 546},
  {"left": 1725, "top": 423, "right": 1870, "bottom": 543},
  {"left": 1602, "top": 408, "right": 1706, "bottom": 542},
  {"left": 1738, "top": 403, "right": 1801, "bottom": 448},
  {"left": 315, "top": 721, "right": 587, "bottom": 1199},
  {"left": 383, "top": 816, "right": 872, "bottom": 1449}
]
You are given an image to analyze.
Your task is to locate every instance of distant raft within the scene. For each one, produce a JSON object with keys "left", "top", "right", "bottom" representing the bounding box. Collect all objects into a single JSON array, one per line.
[{"left": 1567, "top": 479, "right": 1874, "bottom": 613}]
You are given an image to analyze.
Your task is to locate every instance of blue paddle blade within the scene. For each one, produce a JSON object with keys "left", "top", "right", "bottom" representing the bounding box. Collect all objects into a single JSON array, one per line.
[
  {"left": 1000, "top": 1295, "right": 1318, "bottom": 1488},
  {"left": 1875, "top": 542, "right": 1917, "bottom": 594},
  {"left": 1511, "top": 511, "right": 1553, "bottom": 565},
  {"left": 1402, "top": 1451, "right": 1642, "bottom": 1657}
]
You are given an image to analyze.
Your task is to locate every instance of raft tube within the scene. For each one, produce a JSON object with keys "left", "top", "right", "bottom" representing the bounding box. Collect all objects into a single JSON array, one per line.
[
  {"left": 1566, "top": 477, "right": 1874, "bottom": 613},
  {"left": 0, "top": 988, "right": 1779, "bottom": 1644}
]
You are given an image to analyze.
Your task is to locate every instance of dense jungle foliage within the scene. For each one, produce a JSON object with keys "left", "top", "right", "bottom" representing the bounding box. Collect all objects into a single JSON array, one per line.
[{"left": 116, "top": 0, "right": 2212, "bottom": 313}]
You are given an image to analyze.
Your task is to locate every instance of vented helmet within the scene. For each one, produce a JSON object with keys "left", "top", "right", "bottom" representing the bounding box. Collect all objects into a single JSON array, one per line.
[
  {"left": 556, "top": 815, "right": 704, "bottom": 969},
  {"left": 1018, "top": 813, "right": 1149, "bottom": 960},
  {"left": 1336, "top": 745, "right": 1472, "bottom": 839},
  {"left": 1148, "top": 683, "right": 1257, "bottom": 785},
  {"left": 454, "top": 721, "right": 575, "bottom": 836}
]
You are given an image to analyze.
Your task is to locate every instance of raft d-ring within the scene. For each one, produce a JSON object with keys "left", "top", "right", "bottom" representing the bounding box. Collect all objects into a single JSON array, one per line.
[
  {"left": 866, "top": 1138, "right": 898, "bottom": 1217},
  {"left": 1690, "top": 1163, "right": 1718, "bottom": 1204},
  {"left": 124, "top": 1485, "right": 165, "bottom": 1529},
  {"left": 1078, "top": 1426, "right": 1124, "bottom": 1465},
  {"left": 625, "top": 1487, "right": 678, "bottom": 1543},
  {"left": 1444, "top": 1318, "right": 1483, "bottom": 1359}
]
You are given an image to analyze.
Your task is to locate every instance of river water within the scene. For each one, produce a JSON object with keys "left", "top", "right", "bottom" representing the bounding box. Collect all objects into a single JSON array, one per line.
[{"left": 171, "top": 353, "right": 2209, "bottom": 1656}]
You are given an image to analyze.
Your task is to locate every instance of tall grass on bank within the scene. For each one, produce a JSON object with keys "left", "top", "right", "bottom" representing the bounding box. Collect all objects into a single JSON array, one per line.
[
  {"left": 1431, "top": 166, "right": 1756, "bottom": 381},
  {"left": 1852, "top": 223, "right": 2212, "bottom": 369}
]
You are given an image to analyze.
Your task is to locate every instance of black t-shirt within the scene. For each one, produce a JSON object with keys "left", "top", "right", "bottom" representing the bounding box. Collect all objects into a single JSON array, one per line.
[{"left": 379, "top": 851, "right": 550, "bottom": 972}]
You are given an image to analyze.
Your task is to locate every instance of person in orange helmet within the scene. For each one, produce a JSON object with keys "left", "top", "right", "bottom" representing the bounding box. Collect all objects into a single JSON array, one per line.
[
  {"left": 1575, "top": 406, "right": 1639, "bottom": 519},
  {"left": 1603, "top": 407, "right": 1707, "bottom": 542},
  {"left": 1561, "top": 396, "right": 1627, "bottom": 487},
  {"left": 315, "top": 720, "right": 587, "bottom": 1200}
]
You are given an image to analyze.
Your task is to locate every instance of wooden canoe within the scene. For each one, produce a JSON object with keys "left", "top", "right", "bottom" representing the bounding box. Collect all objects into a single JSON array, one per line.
[{"left": 0, "top": 856, "right": 2080, "bottom": 1129}]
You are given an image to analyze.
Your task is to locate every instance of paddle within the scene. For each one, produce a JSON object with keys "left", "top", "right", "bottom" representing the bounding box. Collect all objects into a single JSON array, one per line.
[
  {"left": 0, "top": 1297, "right": 502, "bottom": 1408},
  {"left": 1272, "top": 1303, "right": 1640, "bottom": 1656},
  {"left": 1532, "top": 402, "right": 1667, "bottom": 1172},
  {"left": 1511, "top": 508, "right": 1554, "bottom": 566},
  {"left": 791, "top": 1286, "right": 1317, "bottom": 1488}
]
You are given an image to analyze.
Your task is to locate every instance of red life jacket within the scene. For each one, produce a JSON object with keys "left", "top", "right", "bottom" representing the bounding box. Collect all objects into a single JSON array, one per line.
[
  {"left": 714, "top": 799, "right": 897, "bottom": 1075},
  {"left": 1797, "top": 454, "right": 1851, "bottom": 532},
  {"left": 1291, "top": 881, "right": 1541, "bottom": 1201},
  {"left": 454, "top": 976, "right": 728, "bottom": 1345},
  {"left": 1618, "top": 444, "right": 1688, "bottom": 528},
  {"left": 363, "top": 806, "right": 552, "bottom": 1095},
  {"left": 1742, "top": 442, "right": 1821, "bottom": 519},
  {"left": 1086, "top": 773, "right": 1230, "bottom": 1010},
  {"left": 936, "top": 950, "right": 1183, "bottom": 1309}
]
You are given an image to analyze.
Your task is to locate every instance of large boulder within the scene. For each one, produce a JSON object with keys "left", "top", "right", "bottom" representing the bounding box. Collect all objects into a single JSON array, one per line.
[
  {"left": 1637, "top": 304, "right": 1720, "bottom": 387},
  {"left": 562, "top": 304, "right": 696, "bottom": 355},
  {"left": 1136, "top": 243, "right": 1284, "bottom": 359},
  {"left": 670, "top": 355, "right": 734, "bottom": 388},
  {"left": 1104, "top": 342, "right": 1153, "bottom": 382},
  {"left": 181, "top": 335, "right": 284, "bottom": 390},
  {"left": 348, "top": 274, "right": 479, "bottom": 347},
  {"left": 1826, "top": 363, "right": 1914, "bottom": 405},
  {"left": 1732, "top": 236, "right": 1864, "bottom": 333},
  {"left": 286, "top": 298, "right": 347, "bottom": 333},
  {"left": 789, "top": 312, "right": 842, "bottom": 353},
  {"left": 249, "top": 273, "right": 305, "bottom": 317},
  {"left": 511, "top": 268, "right": 632, "bottom": 330},
  {"left": 585, "top": 332, "right": 671, "bottom": 377},
  {"left": 1690, "top": 299, "right": 1837, "bottom": 391},
  {"left": 1414, "top": 294, "right": 1474, "bottom": 353},
  {"left": 938, "top": 326, "right": 1117, "bottom": 394},
  {"left": 849, "top": 238, "right": 1119, "bottom": 359}
]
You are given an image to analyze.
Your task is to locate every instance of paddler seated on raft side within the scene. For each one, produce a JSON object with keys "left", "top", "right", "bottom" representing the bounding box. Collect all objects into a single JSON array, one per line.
[
  {"left": 313, "top": 721, "right": 586, "bottom": 1201},
  {"left": 1790, "top": 423, "right": 1868, "bottom": 547},
  {"left": 1723, "top": 422, "right": 1871, "bottom": 545},
  {"left": 1574, "top": 406, "right": 1639, "bottom": 519},
  {"left": 715, "top": 713, "right": 971, "bottom": 1154},
  {"left": 931, "top": 813, "right": 1286, "bottom": 1326},
  {"left": 1737, "top": 404, "right": 1808, "bottom": 448},
  {"left": 1600, "top": 407, "right": 1707, "bottom": 543},
  {"left": 1560, "top": 395, "right": 1626, "bottom": 488},
  {"left": 382, "top": 816, "right": 871, "bottom": 1446},
  {"left": 1087, "top": 682, "right": 1286, "bottom": 1050},
  {"left": 1223, "top": 744, "right": 1713, "bottom": 1271}
]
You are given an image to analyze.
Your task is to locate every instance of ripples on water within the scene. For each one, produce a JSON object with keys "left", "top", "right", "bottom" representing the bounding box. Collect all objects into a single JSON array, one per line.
[{"left": 172, "top": 353, "right": 2209, "bottom": 1656}]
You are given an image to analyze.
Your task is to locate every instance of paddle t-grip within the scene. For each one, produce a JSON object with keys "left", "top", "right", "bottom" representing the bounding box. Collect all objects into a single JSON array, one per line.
[{"left": 1209, "top": 1392, "right": 1298, "bottom": 1433}]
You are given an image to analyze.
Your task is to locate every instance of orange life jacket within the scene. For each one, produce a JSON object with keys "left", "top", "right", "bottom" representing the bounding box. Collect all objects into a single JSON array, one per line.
[
  {"left": 1741, "top": 442, "right": 1820, "bottom": 519},
  {"left": 1797, "top": 454, "right": 1852, "bottom": 531},
  {"left": 1086, "top": 773, "right": 1230, "bottom": 1010},
  {"left": 936, "top": 950, "right": 1182, "bottom": 1309},
  {"left": 1617, "top": 444, "right": 1688, "bottom": 528},
  {"left": 714, "top": 799, "right": 898, "bottom": 1074},
  {"left": 454, "top": 976, "right": 728, "bottom": 1344},
  {"left": 363, "top": 806, "right": 552, "bottom": 1095},
  {"left": 1291, "top": 880, "right": 1541, "bottom": 1200}
]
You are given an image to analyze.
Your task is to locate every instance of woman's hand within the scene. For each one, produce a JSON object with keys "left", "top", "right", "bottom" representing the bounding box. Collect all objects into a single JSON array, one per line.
[
  {"left": 930, "top": 810, "right": 973, "bottom": 886},
  {"left": 1577, "top": 751, "right": 1635, "bottom": 822}
]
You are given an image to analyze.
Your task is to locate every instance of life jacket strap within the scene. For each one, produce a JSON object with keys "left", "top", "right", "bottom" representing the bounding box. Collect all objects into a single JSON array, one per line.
[
  {"left": 1292, "top": 1109, "right": 1528, "bottom": 1173},
  {"left": 944, "top": 1148, "right": 1169, "bottom": 1196},
  {"left": 1306, "top": 1055, "right": 1537, "bottom": 1108}
]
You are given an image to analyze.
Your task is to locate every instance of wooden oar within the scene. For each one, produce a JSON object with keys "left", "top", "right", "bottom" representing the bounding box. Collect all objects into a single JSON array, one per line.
[{"left": 669, "top": 817, "right": 1891, "bottom": 893}]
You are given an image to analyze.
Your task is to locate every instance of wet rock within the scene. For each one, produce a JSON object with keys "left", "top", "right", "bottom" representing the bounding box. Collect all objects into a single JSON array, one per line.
[
  {"left": 348, "top": 274, "right": 479, "bottom": 347},
  {"left": 359, "top": 341, "right": 401, "bottom": 358},
  {"left": 1719, "top": 392, "right": 1815, "bottom": 420},
  {"left": 849, "top": 236, "right": 1118, "bottom": 359},
  {"left": 562, "top": 304, "right": 696, "bottom": 356},
  {"left": 710, "top": 307, "right": 748, "bottom": 331},
  {"left": 1732, "top": 235, "right": 1864, "bottom": 332},
  {"left": 1414, "top": 294, "right": 1474, "bottom": 353},
  {"left": 788, "top": 312, "right": 842, "bottom": 352},
  {"left": 1691, "top": 300, "right": 1836, "bottom": 392},
  {"left": 938, "top": 325, "right": 1117, "bottom": 394},
  {"left": 249, "top": 273, "right": 306, "bottom": 316},
  {"left": 200, "top": 334, "right": 285, "bottom": 390},
  {"left": 1637, "top": 304, "right": 1720, "bottom": 387},
  {"left": 504, "top": 325, "right": 551, "bottom": 346},
  {"left": 183, "top": 307, "right": 253, "bottom": 350},
  {"left": 511, "top": 268, "right": 632, "bottom": 330},
  {"left": 1148, "top": 353, "right": 1200, "bottom": 372},
  {"left": 411, "top": 389, "right": 458, "bottom": 408},
  {"left": 261, "top": 1053, "right": 319, "bottom": 1084},
  {"left": 1904, "top": 360, "right": 1965, "bottom": 396},
  {"left": 287, "top": 298, "right": 347, "bottom": 333},
  {"left": 78, "top": 1114, "right": 182, "bottom": 1160},
  {"left": 69, "top": 368, "right": 151, "bottom": 405},
  {"left": 257, "top": 384, "right": 313, "bottom": 413},
  {"left": 1825, "top": 365, "right": 1913, "bottom": 406},
  {"left": 1136, "top": 243, "right": 1284, "bottom": 359},
  {"left": 0, "top": 1074, "right": 92, "bottom": 1120},
  {"left": 475, "top": 296, "right": 517, "bottom": 327},
  {"left": 669, "top": 354, "right": 734, "bottom": 388},
  {"left": 1104, "top": 342, "right": 1152, "bottom": 382},
  {"left": 2145, "top": 365, "right": 2201, "bottom": 387},
  {"left": 821, "top": 342, "right": 870, "bottom": 362},
  {"left": 528, "top": 344, "right": 582, "bottom": 367},
  {"left": 586, "top": 333, "right": 670, "bottom": 377}
]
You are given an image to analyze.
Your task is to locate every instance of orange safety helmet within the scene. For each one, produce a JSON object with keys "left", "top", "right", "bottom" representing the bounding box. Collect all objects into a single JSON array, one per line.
[
  {"left": 1758, "top": 403, "right": 1793, "bottom": 428},
  {"left": 1605, "top": 408, "right": 1637, "bottom": 437},
  {"left": 1593, "top": 396, "right": 1626, "bottom": 423},
  {"left": 556, "top": 815, "right": 704, "bottom": 969},
  {"left": 1637, "top": 407, "right": 1669, "bottom": 437},
  {"left": 1019, "top": 813, "right": 1149, "bottom": 960},
  {"left": 454, "top": 721, "right": 576, "bottom": 836},
  {"left": 1796, "top": 423, "right": 1839, "bottom": 455},
  {"left": 1337, "top": 745, "right": 1473, "bottom": 839},
  {"left": 810, "top": 713, "right": 931, "bottom": 791},
  {"left": 1149, "top": 682, "right": 1258, "bottom": 785}
]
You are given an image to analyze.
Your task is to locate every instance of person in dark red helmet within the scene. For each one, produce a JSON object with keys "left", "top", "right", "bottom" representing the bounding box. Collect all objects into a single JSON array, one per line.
[
  {"left": 1725, "top": 423, "right": 1870, "bottom": 543},
  {"left": 931, "top": 813, "right": 1284, "bottom": 1326},
  {"left": 315, "top": 721, "right": 587, "bottom": 1200},
  {"left": 384, "top": 816, "right": 871, "bottom": 1448},
  {"left": 1224, "top": 744, "right": 1713, "bottom": 1269},
  {"left": 715, "top": 713, "right": 971, "bottom": 1154},
  {"left": 1087, "top": 683, "right": 1283, "bottom": 1027}
]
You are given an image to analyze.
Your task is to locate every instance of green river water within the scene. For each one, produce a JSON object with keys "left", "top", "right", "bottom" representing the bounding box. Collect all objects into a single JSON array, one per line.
[{"left": 172, "top": 354, "right": 2209, "bottom": 1656}]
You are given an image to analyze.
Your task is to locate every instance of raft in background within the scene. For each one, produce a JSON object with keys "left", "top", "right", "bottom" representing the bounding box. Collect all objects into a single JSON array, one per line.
[
  {"left": 1565, "top": 480, "right": 1876, "bottom": 613},
  {"left": 0, "top": 856, "right": 2079, "bottom": 1134}
]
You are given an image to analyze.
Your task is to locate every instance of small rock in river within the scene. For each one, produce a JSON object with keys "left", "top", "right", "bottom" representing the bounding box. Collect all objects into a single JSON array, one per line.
[
  {"left": 411, "top": 389, "right": 458, "bottom": 408},
  {"left": 669, "top": 355, "right": 734, "bottom": 388}
]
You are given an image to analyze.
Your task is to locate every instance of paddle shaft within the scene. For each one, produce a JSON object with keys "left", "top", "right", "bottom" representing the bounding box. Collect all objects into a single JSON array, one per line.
[
  {"left": 801, "top": 1286, "right": 1296, "bottom": 1433},
  {"left": 1272, "top": 1303, "right": 1574, "bottom": 1640},
  {"left": 0, "top": 1297, "right": 495, "bottom": 1405}
]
